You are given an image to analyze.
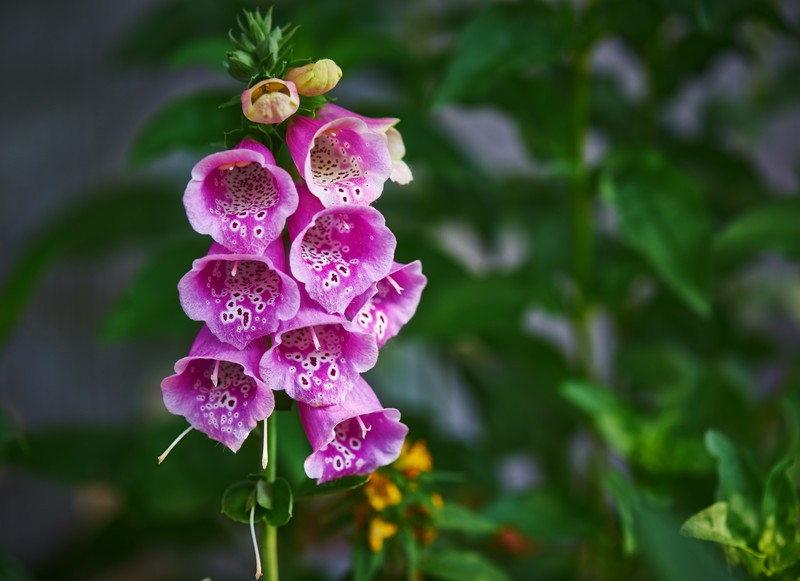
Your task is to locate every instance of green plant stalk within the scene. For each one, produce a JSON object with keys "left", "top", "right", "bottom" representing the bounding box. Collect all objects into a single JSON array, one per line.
[{"left": 264, "top": 415, "right": 279, "bottom": 581}]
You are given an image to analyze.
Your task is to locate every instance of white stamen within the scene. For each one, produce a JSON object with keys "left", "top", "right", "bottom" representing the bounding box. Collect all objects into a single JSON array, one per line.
[
  {"left": 356, "top": 416, "right": 372, "bottom": 439},
  {"left": 386, "top": 275, "right": 404, "bottom": 294},
  {"left": 157, "top": 426, "right": 192, "bottom": 464},
  {"left": 210, "top": 360, "right": 221, "bottom": 388},
  {"left": 250, "top": 504, "right": 263, "bottom": 579},
  {"left": 231, "top": 260, "right": 239, "bottom": 277},
  {"left": 309, "top": 326, "right": 321, "bottom": 351},
  {"left": 261, "top": 419, "right": 269, "bottom": 471},
  {"left": 338, "top": 216, "right": 350, "bottom": 231}
]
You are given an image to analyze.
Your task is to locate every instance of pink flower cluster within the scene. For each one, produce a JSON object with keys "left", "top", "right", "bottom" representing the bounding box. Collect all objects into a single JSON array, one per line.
[{"left": 160, "top": 103, "right": 425, "bottom": 483}]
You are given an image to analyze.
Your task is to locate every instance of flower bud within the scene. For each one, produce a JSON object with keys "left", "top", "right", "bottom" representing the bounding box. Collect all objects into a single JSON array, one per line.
[
  {"left": 241, "top": 78, "right": 299, "bottom": 124},
  {"left": 284, "top": 59, "right": 342, "bottom": 96}
]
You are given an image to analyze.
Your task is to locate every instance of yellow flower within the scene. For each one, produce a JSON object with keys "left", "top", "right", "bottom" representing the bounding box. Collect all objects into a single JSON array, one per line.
[
  {"left": 394, "top": 440, "right": 433, "bottom": 479},
  {"left": 365, "top": 473, "right": 402, "bottom": 511},
  {"left": 368, "top": 517, "right": 398, "bottom": 552}
]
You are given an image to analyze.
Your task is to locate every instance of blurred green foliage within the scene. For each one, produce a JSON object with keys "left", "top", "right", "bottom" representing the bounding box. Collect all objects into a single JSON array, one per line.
[{"left": 2, "top": 0, "right": 800, "bottom": 578}]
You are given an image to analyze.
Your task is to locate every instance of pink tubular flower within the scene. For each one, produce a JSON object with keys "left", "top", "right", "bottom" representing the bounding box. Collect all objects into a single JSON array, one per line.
[
  {"left": 346, "top": 261, "right": 426, "bottom": 348},
  {"left": 161, "top": 326, "right": 273, "bottom": 452},
  {"left": 300, "top": 377, "right": 408, "bottom": 483},
  {"left": 316, "top": 103, "right": 412, "bottom": 185},
  {"left": 288, "top": 184, "right": 396, "bottom": 315},
  {"left": 178, "top": 240, "right": 300, "bottom": 350},
  {"left": 183, "top": 138, "right": 298, "bottom": 255},
  {"left": 286, "top": 114, "right": 393, "bottom": 207},
  {"left": 259, "top": 292, "right": 378, "bottom": 407}
]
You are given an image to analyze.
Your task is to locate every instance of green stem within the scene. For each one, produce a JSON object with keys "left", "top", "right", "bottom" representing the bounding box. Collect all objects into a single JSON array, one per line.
[
  {"left": 570, "top": 43, "right": 595, "bottom": 380},
  {"left": 264, "top": 415, "right": 279, "bottom": 581}
]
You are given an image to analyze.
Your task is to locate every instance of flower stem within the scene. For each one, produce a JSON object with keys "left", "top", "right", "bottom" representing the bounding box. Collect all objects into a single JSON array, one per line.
[{"left": 263, "top": 415, "right": 279, "bottom": 581}]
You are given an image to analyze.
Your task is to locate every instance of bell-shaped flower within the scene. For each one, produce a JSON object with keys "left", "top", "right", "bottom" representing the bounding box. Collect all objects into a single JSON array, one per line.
[
  {"left": 346, "top": 261, "right": 426, "bottom": 348},
  {"left": 259, "top": 292, "right": 378, "bottom": 407},
  {"left": 286, "top": 113, "right": 393, "bottom": 207},
  {"left": 284, "top": 59, "right": 342, "bottom": 96},
  {"left": 161, "top": 326, "right": 273, "bottom": 452},
  {"left": 241, "top": 78, "right": 300, "bottom": 124},
  {"left": 178, "top": 240, "right": 300, "bottom": 349},
  {"left": 288, "top": 184, "right": 395, "bottom": 314},
  {"left": 184, "top": 138, "right": 298, "bottom": 255},
  {"left": 299, "top": 377, "right": 408, "bottom": 483},
  {"left": 316, "top": 103, "right": 412, "bottom": 185}
]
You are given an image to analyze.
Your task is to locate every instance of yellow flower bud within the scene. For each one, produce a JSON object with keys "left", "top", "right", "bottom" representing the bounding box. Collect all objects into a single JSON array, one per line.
[
  {"left": 241, "top": 78, "right": 299, "bottom": 124},
  {"left": 365, "top": 473, "right": 402, "bottom": 511},
  {"left": 284, "top": 59, "right": 342, "bottom": 96}
]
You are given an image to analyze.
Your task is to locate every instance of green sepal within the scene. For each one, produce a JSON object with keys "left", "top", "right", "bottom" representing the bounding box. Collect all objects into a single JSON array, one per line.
[
  {"left": 221, "top": 480, "right": 257, "bottom": 524},
  {"left": 261, "top": 477, "right": 293, "bottom": 527}
]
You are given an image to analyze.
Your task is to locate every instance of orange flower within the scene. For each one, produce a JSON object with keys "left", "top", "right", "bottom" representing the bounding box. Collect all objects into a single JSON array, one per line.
[
  {"left": 365, "top": 473, "right": 402, "bottom": 511},
  {"left": 368, "top": 517, "right": 399, "bottom": 552},
  {"left": 394, "top": 440, "right": 433, "bottom": 479}
]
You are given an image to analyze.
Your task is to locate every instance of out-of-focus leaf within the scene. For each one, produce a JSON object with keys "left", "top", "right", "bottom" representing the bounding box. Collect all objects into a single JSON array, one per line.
[
  {"left": 705, "top": 430, "right": 762, "bottom": 538},
  {"left": 714, "top": 199, "right": 800, "bottom": 269},
  {"left": 680, "top": 502, "right": 755, "bottom": 552},
  {"left": 605, "top": 471, "right": 731, "bottom": 581},
  {"left": 294, "top": 474, "right": 369, "bottom": 500},
  {"left": 221, "top": 480, "right": 256, "bottom": 524},
  {"left": 0, "top": 551, "right": 34, "bottom": 581},
  {"left": 114, "top": 0, "right": 249, "bottom": 66},
  {"left": 0, "top": 182, "right": 183, "bottom": 348},
  {"left": 421, "top": 548, "right": 509, "bottom": 581},
  {"left": 561, "top": 381, "right": 639, "bottom": 457},
  {"left": 353, "top": 541, "right": 384, "bottom": 581},
  {"left": 759, "top": 457, "right": 800, "bottom": 569},
  {"left": 168, "top": 37, "right": 229, "bottom": 71},
  {"left": 435, "top": 3, "right": 571, "bottom": 104},
  {"left": 600, "top": 152, "right": 711, "bottom": 317},
  {"left": 102, "top": 236, "right": 207, "bottom": 341},
  {"left": 437, "top": 503, "right": 499, "bottom": 535},
  {"left": 129, "top": 90, "right": 241, "bottom": 166},
  {"left": 485, "top": 489, "right": 595, "bottom": 541}
]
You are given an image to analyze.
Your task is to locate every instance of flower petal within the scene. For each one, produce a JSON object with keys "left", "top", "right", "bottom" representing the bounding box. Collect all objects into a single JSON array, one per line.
[
  {"left": 161, "top": 327, "right": 273, "bottom": 452},
  {"left": 178, "top": 241, "right": 300, "bottom": 349},
  {"left": 287, "top": 116, "right": 392, "bottom": 207},
  {"left": 289, "top": 185, "right": 396, "bottom": 314},
  {"left": 184, "top": 139, "right": 298, "bottom": 254},
  {"left": 259, "top": 293, "right": 378, "bottom": 407},
  {"left": 300, "top": 377, "right": 408, "bottom": 483},
  {"left": 346, "top": 261, "right": 426, "bottom": 347}
]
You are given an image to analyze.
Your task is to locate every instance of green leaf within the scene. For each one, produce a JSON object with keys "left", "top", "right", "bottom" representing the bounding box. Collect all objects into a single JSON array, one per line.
[
  {"left": 221, "top": 480, "right": 256, "bottom": 524},
  {"left": 294, "top": 474, "right": 370, "bottom": 500},
  {"left": 168, "top": 37, "right": 229, "bottom": 71},
  {"left": 680, "top": 502, "right": 755, "bottom": 552},
  {"left": 0, "top": 181, "right": 183, "bottom": 349},
  {"left": 437, "top": 503, "right": 499, "bottom": 535},
  {"left": 263, "top": 477, "right": 293, "bottom": 527},
  {"left": 129, "top": 89, "right": 241, "bottom": 166},
  {"left": 759, "top": 457, "right": 800, "bottom": 569},
  {"left": 352, "top": 541, "right": 384, "bottom": 581},
  {"left": 421, "top": 548, "right": 509, "bottom": 581},
  {"left": 600, "top": 152, "right": 711, "bottom": 317},
  {"left": 435, "top": 3, "right": 571, "bottom": 104},
  {"left": 485, "top": 489, "right": 595, "bottom": 541},
  {"left": 714, "top": 199, "right": 800, "bottom": 269},
  {"left": 102, "top": 236, "right": 207, "bottom": 341},
  {"left": 561, "top": 381, "right": 639, "bottom": 457},
  {"left": 705, "top": 430, "right": 762, "bottom": 537}
]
